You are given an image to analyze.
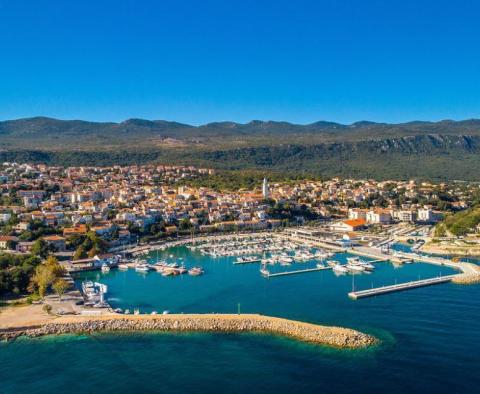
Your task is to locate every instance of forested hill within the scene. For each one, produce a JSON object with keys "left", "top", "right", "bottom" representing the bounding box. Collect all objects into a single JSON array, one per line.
[{"left": 2, "top": 117, "right": 480, "bottom": 180}]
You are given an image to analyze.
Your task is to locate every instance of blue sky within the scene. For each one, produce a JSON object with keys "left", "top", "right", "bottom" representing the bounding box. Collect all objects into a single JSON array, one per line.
[{"left": 0, "top": 0, "right": 479, "bottom": 125}]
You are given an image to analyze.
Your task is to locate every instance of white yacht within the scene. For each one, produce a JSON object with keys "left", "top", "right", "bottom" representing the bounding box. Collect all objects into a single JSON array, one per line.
[
  {"left": 359, "top": 261, "right": 375, "bottom": 271},
  {"left": 346, "top": 264, "right": 365, "bottom": 273},
  {"left": 332, "top": 264, "right": 348, "bottom": 274},
  {"left": 135, "top": 261, "right": 152, "bottom": 273}
]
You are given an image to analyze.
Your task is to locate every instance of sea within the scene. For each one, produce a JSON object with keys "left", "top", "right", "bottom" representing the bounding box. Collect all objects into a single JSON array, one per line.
[{"left": 1, "top": 245, "right": 479, "bottom": 394}]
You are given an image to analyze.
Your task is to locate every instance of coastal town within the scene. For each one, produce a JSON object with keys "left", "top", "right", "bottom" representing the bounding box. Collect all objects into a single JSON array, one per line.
[
  {"left": 1, "top": 161, "right": 477, "bottom": 258},
  {"left": 1, "top": 161, "right": 480, "bottom": 344}
]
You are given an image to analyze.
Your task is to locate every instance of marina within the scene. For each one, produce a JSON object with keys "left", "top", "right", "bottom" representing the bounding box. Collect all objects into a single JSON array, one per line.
[
  {"left": 72, "top": 237, "right": 461, "bottom": 315},
  {"left": 68, "top": 230, "right": 476, "bottom": 310}
]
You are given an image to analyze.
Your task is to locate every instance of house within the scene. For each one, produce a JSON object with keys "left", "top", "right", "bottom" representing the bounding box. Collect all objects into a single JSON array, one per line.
[
  {"left": 0, "top": 235, "right": 19, "bottom": 250},
  {"left": 42, "top": 235, "right": 67, "bottom": 252},
  {"left": 391, "top": 209, "right": 417, "bottom": 222},
  {"left": 348, "top": 208, "right": 367, "bottom": 220},
  {"left": 16, "top": 241, "right": 34, "bottom": 253},
  {"left": 366, "top": 209, "right": 392, "bottom": 224},
  {"left": 336, "top": 219, "right": 367, "bottom": 232},
  {"left": 165, "top": 225, "right": 178, "bottom": 234},
  {"left": 15, "top": 221, "right": 31, "bottom": 231},
  {"left": 0, "top": 213, "right": 12, "bottom": 223},
  {"left": 417, "top": 208, "right": 443, "bottom": 223},
  {"left": 63, "top": 224, "right": 88, "bottom": 237}
]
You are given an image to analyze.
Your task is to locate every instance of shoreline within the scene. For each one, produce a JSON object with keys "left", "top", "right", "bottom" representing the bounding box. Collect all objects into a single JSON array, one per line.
[
  {"left": 422, "top": 243, "right": 480, "bottom": 257},
  {"left": 0, "top": 313, "right": 377, "bottom": 349}
]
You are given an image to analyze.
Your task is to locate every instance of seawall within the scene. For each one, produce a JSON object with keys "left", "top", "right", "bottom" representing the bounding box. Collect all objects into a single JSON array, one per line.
[{"left": 0, "top": 314, "right": 376, "bottom": 349}]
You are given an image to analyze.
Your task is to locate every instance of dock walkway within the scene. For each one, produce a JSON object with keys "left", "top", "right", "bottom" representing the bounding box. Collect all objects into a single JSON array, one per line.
[
  {"left": 233, "top": 259, "right": 261, "bottom": 265},
  {"left": 265, "top": 266, "right": 331, "bottom": 278},
  {"left": 348, "top": 275, "right": 456, "bottom": 299}
]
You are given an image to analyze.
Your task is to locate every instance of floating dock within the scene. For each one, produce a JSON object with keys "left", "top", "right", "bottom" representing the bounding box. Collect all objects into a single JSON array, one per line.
[
  {"left": 348, "top": 275, "right": 456, "bottom": 299},
  {"left": 265, "top": 266, "right": 331, "bottom": 278},
  {"left": 233, "top": 259, "right": 262, "bottom": 265}
]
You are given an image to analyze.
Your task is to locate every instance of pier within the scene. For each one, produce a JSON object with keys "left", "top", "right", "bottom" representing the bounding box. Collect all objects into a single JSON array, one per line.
[
  {"left": 233, "top": 259, "right": 261, "bottom": 265},
  {"left": 348, "top": 274, "right": 456, "bottom": 299},
  {"left": 265, "top": 266, "right": 331, "bottom": 278}
]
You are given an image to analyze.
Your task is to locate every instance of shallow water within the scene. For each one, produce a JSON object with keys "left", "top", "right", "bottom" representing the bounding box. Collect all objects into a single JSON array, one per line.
[{"left": 1, "top": 247, "right": 479, "bottom": 394}]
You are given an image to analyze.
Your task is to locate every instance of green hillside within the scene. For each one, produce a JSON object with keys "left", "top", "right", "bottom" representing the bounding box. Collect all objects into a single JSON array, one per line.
[{"left": 2, "top": 117, "right": 480, "bottom": 180}]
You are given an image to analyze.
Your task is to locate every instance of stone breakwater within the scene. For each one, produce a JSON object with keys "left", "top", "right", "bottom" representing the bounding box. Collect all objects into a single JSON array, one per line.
[
  {"left": 452, "top": 274, "right": 480, "bottom": 284},
  {"left": 0, "top": 314, "right": 377, "bottom": 348},
  {"left": 452, "top": 263, "right": 480, "bottom": 285}
]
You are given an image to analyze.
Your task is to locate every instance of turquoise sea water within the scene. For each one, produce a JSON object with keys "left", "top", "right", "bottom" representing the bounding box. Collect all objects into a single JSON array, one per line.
[{"left": 1, "top": 247, "right": 479, "bottom": 393}]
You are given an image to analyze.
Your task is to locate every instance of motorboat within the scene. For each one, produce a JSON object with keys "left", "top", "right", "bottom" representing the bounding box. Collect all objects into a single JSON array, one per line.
[
  {"left": 101, "top": 263, "right": 110, "bottom": 273},
  {"left": 188, "top": 267, "right": 204, "bottom": 276},
  {"left": 135, "top": 261, "right": 152, "bottom": 273},
  {"left": 332, "top": 264, "right": 348, "bottom": 274},
  {"left": 359, "top": 261, "right": 375, "bottom": 271},
  {"left": 260, "top": 267, "right": 270, "bottom": 276},
  {"left": 346, "top": 264, "right": 365, "bottom": 273}
]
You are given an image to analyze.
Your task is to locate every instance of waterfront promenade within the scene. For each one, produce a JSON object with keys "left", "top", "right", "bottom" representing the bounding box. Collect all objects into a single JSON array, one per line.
[{"left": 0, "top": 313, "right": 376, "bottom": 348}]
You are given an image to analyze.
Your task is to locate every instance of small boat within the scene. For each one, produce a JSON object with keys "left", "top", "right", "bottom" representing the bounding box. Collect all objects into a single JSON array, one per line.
[
  {"left": 188, "top": 267, "right": 204, "bottom": 276},
  {"left": 101, "top": 264, "right": 110, "bottom": 273},
  {"left": 346, "top": 257, "right": 362, "bottom": 265},
  {"left": 333, "top": 264, "right": 348, "bottom": 274},
  {"left": 260, "top": 268, "right": 270, "bottom": 276},
  {"left": 118, "top": 264, "right": 129, "bottom": 270},
  {"left": 360, "top": 261, "right": 375, "bottom": 271},
  {"left": 135, "top": 262, "right": 152, "bottom": 273},
  {"left": 278, "top": 256, "right": 293, "bottom": 264},
  {"left": 346, "top": 264, "right": 365, "bottom": 272},
  {"left": 316, "top": 262, "right": 326, "bottom": 269},
  {"left": 178, "top": 265, "right": 188, "bottom": 274}
]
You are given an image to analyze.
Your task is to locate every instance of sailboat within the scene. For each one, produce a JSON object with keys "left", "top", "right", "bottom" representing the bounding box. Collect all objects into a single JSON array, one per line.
[{"left": 259, "top": 258, "right": 270, "bottom": 277}]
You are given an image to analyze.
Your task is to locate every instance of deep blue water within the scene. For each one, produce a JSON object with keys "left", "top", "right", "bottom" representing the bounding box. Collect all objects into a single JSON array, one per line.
[{"left": 1, "top": 247, "right": 479, "bottom": 394}]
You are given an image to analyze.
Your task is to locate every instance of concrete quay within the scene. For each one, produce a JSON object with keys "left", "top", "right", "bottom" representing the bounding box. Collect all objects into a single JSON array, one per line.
[{"left": 348, "top": 275, "right": 457, "bottom": 299}]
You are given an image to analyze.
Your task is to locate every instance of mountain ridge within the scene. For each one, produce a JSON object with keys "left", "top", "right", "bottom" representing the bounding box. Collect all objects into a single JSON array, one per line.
[{"left": 2, "top": 116, "right": 480, "bottom": 180}]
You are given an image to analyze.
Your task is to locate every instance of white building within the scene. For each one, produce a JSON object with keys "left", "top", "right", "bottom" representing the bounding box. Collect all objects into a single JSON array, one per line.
[
  {"left": 0, "top": 213, "right": 12, "bottom": 223},
  {"left": 366, "top": 209, "right": 392, "bottom": 224},
  {"left": 348, "top": 208, "right": 367, "bottom": 220},
  {"left": 262, "top": 178, "right": 269, "bottom": 199},
  {"left": 417, "top": 208, "right": 442, "bottom": 223}
]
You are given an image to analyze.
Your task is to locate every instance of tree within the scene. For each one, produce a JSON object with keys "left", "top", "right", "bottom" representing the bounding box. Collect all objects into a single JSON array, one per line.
[
  {"left": 52, "top": 279, "right": 69, "bottom": 301},
  {"left": 87, "top": 246, "right": 100, "bottom": 258},
  {"left": 45, "top": 256, "right": 65, "bottom": 277},
  {"left": 31, "top": 256, "right": 64, "bottom": 298},
  {"left": 73, "top": 245, "right": 87, "bottom": 260},
  {"left": 31, "top": 239, "right": 50, "bottom": 258},
  {"left": 6, "top": 239, "right": 17, "bottom": 250},
  {"left": 32, "top": 265, "right": 55, "bottom": 298}
]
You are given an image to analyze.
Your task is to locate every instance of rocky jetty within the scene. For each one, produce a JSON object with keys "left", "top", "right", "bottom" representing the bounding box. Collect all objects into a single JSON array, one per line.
[
  {"left": 0, "top": 314, "right": 376, "bottom": 348},
  {"left": 452, "top": 274, "right": 480, "bottom": 284},
  {"left": 452, "top": 263, "right": 480, "bottom": 284}
]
